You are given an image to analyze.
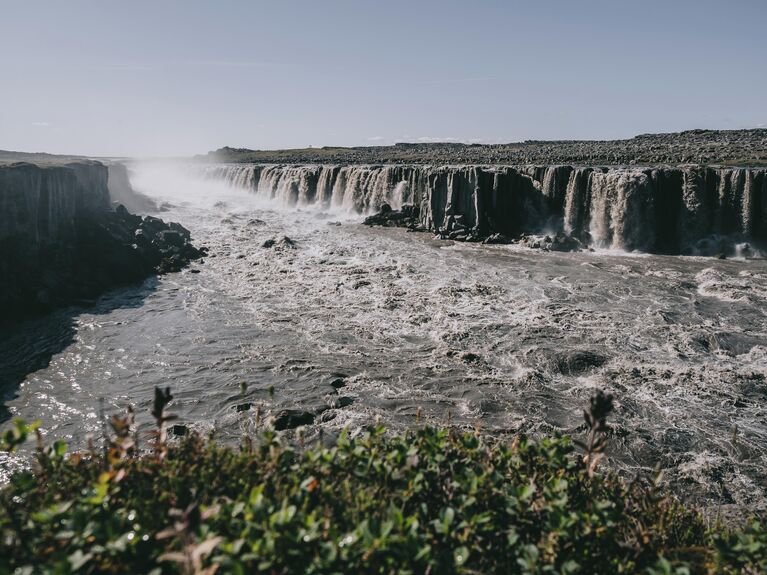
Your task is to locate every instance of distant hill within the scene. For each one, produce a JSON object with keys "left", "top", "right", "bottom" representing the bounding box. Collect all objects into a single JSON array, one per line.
[{"left": 0, "top": 149, "right": 91, "bottom": 165}]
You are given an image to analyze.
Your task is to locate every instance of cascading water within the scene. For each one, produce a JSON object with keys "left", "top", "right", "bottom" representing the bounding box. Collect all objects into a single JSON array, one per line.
[
  {"left": 587, "top": 170, "right": 655, "bottom": 251},
  {"left": 562, "top": 167, "right": 593, "bottom": 236},
  {"left": 202, "top": 163, "right": 767, "bottom": 256},
  {"left": 202, "top": 164, "right": 420, "bottom": 214}
]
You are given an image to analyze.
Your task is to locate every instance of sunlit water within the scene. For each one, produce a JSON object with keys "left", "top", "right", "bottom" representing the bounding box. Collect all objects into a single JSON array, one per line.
[{"left": 1, "top": 163, "right": 766, "bottom": 516}]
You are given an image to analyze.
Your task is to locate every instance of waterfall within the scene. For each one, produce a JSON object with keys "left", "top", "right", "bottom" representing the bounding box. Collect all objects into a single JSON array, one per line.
[
  {"left": 540, "top": 165, "right": 572, "bottom": 213},
  {"left": 563, "top": 168, "right": 593, "bottom": 237},
  {"left": 742, "top": 170, "right": 755, "bottom": 237},
  {"left": 202, "top": 163, "right": 766, "bottom": 255},
  {"left": 203, "top": 164, "right": 419, "bottom": 214}
]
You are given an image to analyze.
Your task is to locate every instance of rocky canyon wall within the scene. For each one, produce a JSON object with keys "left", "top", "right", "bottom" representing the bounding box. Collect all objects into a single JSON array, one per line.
[
  {"left": 0, "top": 161, "right": 200, "bottom": 320},
  {"left": 0, "top": 161, "right": 110, "bottom": 248},
  {"left": 206, "top": 163, "right": 767, "bottom": 255}
]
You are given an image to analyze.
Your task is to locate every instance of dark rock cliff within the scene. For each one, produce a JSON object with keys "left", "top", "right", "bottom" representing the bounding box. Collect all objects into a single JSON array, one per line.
[{"left": 0, "top": 161, "right": 202, "bottom": 321}]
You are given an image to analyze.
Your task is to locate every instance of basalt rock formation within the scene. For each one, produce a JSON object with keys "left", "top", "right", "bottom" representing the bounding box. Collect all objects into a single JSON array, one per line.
[
  {"left": 206, "top": 163, "right": 767, "bottom": 256},
  {"left": 0, "top": 161, "right": 203, "bottom": 321},
  {"left": 362, "top": 203, "right": 422, "bottom": 229}
]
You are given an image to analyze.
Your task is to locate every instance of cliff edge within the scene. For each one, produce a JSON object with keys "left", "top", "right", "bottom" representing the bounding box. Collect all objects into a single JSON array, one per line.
[{"left": 0, "top": 161, "right": 202, "bottom": 321}]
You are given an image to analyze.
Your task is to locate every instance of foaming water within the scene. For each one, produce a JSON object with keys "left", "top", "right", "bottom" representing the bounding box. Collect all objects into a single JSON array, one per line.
[{"left": 1, "top": 162, "right": 766, "bottom": 516}]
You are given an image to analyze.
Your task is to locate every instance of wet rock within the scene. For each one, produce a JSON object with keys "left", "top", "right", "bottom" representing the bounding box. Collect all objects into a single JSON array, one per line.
[
  {"left": 318, "top": 411, "right": 337, "bottom": 423},
  {"left": 363, "top": 203, "right": 421, "bottom": 229},
  {"left": 157, "top": 230, "right": 185, "bottom": 248},
  {"left": 262, "top": 236, "right": 297, "bottom": 249},
  {"left": 555, "top": 351, "right": 607, "bottom": 375},
  {"left": 134, "top": 228, "right": 150, "bottom": 246},
  {"left": 329, "top": 377, "right": 346, "bottom": 389},
  {"left": 482, "top": 233, "right": 512, "bottom": 245},
  {"left": 548, "top": 233, "right": 582, "bottom": 253},
  {"left": 327, "top": 396, "right": 354, "bottom": 409},
  {"left": 141, "top": 215, "right": 168, "bottom": 236},
  {"left": 273, "top": 409, "right": 315, "bottom": 430},
  {"left": 460, "top": 352, "right": 482, "bottom": 364}
]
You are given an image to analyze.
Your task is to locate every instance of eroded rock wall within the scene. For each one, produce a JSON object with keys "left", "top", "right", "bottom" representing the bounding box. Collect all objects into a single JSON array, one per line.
[
  {"left": 208, "top": 163, "right": 767, "bottom": 254},
  {"left": 0, "top": 161, "right": 201, "bottom": 320}
]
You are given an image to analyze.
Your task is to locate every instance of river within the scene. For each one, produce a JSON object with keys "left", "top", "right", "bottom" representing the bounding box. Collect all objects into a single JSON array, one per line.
[{"left": 1, "top": 162, "right": 765, "bottom": 516}]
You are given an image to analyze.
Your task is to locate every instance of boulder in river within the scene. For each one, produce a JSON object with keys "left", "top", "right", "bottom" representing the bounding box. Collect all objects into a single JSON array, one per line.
[
  {"left": 262, "top": 236, "right": 297, "bottom": 249},
  {"left": 273, "top": 409, "right": 315, "bottom": 430},
  {"left": 363, "top": 203, "right": 422, "bottom": 229},
  {"left": 555, "top": 350, "right": 608, "bottom": 375}
]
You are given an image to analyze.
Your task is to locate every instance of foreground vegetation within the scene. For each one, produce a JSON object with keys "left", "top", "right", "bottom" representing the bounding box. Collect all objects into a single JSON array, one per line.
[{"left": 1, "top": 390, "right": 765, "bottom": 574}]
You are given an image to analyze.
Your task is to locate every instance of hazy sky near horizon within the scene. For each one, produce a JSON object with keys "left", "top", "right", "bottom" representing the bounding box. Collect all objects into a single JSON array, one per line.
[{"left": 1, "top": 0, "right": 765, "bottom": 157}]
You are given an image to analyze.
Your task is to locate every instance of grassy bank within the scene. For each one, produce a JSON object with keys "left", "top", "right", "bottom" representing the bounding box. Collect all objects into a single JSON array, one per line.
[{"left": 1, "top": 390, "right": 765, "bottom": 574}]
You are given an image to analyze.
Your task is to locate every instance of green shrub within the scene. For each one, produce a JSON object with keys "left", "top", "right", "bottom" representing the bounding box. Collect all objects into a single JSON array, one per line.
[{"left": 0, "top": 396, "right": 764, "bottom": 574}]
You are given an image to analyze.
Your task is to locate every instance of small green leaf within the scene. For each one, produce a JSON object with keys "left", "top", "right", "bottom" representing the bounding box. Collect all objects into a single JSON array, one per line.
[{"left": 454, "top": 546, "right": 469, "bottom": 566}]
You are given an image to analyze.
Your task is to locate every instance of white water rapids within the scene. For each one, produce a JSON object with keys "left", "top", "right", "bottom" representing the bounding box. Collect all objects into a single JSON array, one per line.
[{"left": 1, "top": 162, "right": 765, "bottom": 517}]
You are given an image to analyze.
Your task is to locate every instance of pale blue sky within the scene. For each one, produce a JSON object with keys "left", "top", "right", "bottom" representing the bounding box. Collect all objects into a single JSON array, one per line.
[{"left": 1, "top": 0, "right": 765, "bottom": 156}]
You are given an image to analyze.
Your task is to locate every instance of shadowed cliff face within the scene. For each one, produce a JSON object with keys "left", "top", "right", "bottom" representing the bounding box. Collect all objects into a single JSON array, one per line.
[
  {"left": 0, "top": 161, "right": 110, "bottom": 246},
  {"left": 0, "top": 161, "right": 202, "bottom": 321},
  {"left": 204, "top": 164, "right": 767, "bottom": 256}
]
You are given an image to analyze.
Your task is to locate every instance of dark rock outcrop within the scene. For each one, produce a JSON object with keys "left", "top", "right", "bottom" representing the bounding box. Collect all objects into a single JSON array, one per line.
[
  {"left": 261, "top": 236, "right": 296, "bottom": 249},
  {"left": 555, "top": 351, "right": 608, "bottom": 375},
  {"left": 363, "top": 203, "right": 423, "bottom": 229},
  {"left": 0, "top": 161, "right": 202, "bottom": 321},
  {"left": 273, "top": 409, "right": 315, "bottom": 430}
]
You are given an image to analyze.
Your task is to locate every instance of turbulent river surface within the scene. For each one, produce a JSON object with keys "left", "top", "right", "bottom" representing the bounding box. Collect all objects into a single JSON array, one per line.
[{"left": 1, "top": 163, "right": 766, "bottom": 516}]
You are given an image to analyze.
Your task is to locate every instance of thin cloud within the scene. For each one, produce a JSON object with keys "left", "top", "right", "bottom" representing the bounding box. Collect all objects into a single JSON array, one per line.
[
  {"left": 193, "top": 60, "right": 276, "bottom": 68},
  {"left": 367, "top": 136, "right": 385, "bottom": 142},
  {"left": 416, "top": 136, "right": 460, "bottom": 143},
  {"left": 2, "top": 60, "right": 278, "bottom": 72},
  {"left": 31, "top": 121, "right": 50, "bottom": 127},
  {"left": 420, "top": 76, "right": 500, "bottom": 87}
]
